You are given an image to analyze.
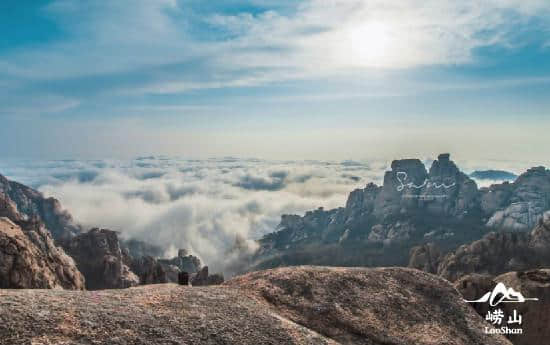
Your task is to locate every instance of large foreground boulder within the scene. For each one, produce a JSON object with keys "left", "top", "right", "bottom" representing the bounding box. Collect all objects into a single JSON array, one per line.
[
  {"left": 226, "top": 266, "right": 511, "bottom": 345},
  {"left": 0, "top": 217, "right": 84, "bottom": 289},
  {"left": 0, "top": 266, "right": 510, "bottom": 345}
]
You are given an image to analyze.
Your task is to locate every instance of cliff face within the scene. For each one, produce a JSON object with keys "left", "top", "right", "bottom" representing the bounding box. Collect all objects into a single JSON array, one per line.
[
  {"left": 0, "top": 217, "right": 85, "bottom": 289},
  {"left": 0, "top": 174, "right": 79, "bottom": 241},
  {"left": 0, "top": 174, "right": 86, "bottom": 289},
  {"left": 253, "top": 155, "right": 550, "bottom": 271},
  {"left": 64, "top": 228, "right": 140, "bottom": 290},
  {"left": 0, "top": 266, "right": 511, "bottom": 345}
]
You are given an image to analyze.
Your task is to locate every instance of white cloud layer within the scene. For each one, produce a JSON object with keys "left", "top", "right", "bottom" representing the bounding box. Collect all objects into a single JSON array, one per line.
[
  {"left": 1, "top": 156, "right": 544, "bottom": 273},
  {"left": 1, "top": 157, "right": 383, "bottom": 272}
]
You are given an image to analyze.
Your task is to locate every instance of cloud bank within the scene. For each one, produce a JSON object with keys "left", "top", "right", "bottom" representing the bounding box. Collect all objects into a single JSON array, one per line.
[
  {"left": 1, "top": 157, "right": 384, "bottom": 272},
  {"left": 1, "top": 156, "right": 545, "bottom": 272}
]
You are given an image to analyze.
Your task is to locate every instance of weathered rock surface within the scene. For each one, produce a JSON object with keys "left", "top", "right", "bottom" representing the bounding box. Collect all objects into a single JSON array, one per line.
[
  {"left": 65, "top": 228, "right": 139, "bottom": 290},
  {"left": 455, "top": 269, "right": 550, "bottom": 345},
  {"left": 0, "top": 217, "right": 84, "bottom": 289},
  {"left": 0, "top": 266, "right": 511, "bottom": 345},
  {"left": 227, "top": 266, "right": 511, "bottom": 345}
]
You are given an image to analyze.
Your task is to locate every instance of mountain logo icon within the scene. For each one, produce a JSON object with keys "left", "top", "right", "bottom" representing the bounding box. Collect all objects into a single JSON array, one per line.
[{"left": 464, "top": 282, "right": 539, "bottom": 306}]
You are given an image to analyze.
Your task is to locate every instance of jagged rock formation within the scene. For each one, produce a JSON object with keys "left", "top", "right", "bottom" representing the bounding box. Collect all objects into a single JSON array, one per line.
[
  {"left": 484, "top": 167, "right": 550, "bottom": 231},
  {"left": 64, "top": 228, "right": 139, "bottom": 290},
  {"left": 0, "top": 174, "right": 80, "bottom": 241},
  {"left": 254, "top": 155, "right": 550, "bottom": 272},
  {"left": 124, "top": 245, "right": 223, "bottom": 286},
  {"left": 455, "top": 270, "right": 550, "bottom": 345},
  {"left": 411, "top": 211, "right": 550, "bottom": 282},
  {"left": 127, "top": 247, "right": 204, "bottom": 285},
  {"left": 0, "top": 217, "right": 85, "bottom": 289},
  {"left": 0, "top": 266, "right": 511, "bottom": 345},
  {"left": 254, "top": 154, "right": 487, "bottom": 270}
]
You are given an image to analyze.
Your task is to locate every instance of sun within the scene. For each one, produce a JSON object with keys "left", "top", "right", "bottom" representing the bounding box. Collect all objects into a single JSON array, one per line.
[{"left": 347, "top": 22, "right": 392, "bottom": 67}]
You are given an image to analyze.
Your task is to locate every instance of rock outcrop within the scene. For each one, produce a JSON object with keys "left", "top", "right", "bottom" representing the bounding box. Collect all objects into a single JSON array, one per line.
[
  {"left": 65, "top": 228, "right": 139, "bottom": 290},
  {"left": 0, "top": 217, "right": 85, "bottom": 289},
  {"left": 0, "top": 266, "right": 511, "bottom": 345},
  {"left": 455, "top": 269, "right": 550, "bottom": 345},
  {"left": 484, "top": 167, "right": 550, "bottom": 231},
  {"left": 0, "top": 174, "right": 80, "bottom": 241},
  {"left": 419, "top": 211, "right": 550, "bottom": 282},
  {"left": 128, "top": 255, "right": 170, "bottom": 285}
]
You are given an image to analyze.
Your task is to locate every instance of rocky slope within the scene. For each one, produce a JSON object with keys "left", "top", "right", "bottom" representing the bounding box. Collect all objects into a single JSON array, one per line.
[
  {"left": 0, "top": 266, "right": 511, "bottom": 345},
  {"left": 0, "top": 217, "right": 84, "bottom": 289},
  {"left": 252, "top": 154, "right": 549, "bottom": 271},
  {"left": 410, "top": 211, "right": 550, "bottom": 282}
]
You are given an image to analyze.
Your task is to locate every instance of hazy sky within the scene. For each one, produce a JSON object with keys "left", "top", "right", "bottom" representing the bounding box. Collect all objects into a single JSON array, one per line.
[{"left": 1, "top": 0, "right": 549, "bottom": 161}]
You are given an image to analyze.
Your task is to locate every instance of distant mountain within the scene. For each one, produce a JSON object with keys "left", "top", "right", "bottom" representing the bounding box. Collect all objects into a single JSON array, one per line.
[
  {"left": 470, "top": 170, "right": 518, "bottom": 181},
  {"left": 248, "top": 154, "right": 550, "bottom": 272}
]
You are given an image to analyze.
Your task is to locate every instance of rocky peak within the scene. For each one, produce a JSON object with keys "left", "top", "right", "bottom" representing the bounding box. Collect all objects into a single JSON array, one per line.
[
  {"left": 386, "top": 158, "right": 428, "bottom": 189},
  {"left": 65, "top": 228, "right": 139, "bottom": 290},
  {"left": 428, "top": 153, "right": 460, "bottom": 179}
]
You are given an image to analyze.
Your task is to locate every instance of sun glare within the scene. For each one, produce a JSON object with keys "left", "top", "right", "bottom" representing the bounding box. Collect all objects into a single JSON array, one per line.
[{"left": 348, "top": 22, "right": 392, "bottom": 67}]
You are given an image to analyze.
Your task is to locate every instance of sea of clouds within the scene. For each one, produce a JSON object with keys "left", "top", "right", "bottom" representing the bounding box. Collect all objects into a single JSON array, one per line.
[
  {"left": 0, "top": 157, "right": 389, "bottom": 271},
  {"left": 0, "top": 156, "right": 530, "bottom": 273}
]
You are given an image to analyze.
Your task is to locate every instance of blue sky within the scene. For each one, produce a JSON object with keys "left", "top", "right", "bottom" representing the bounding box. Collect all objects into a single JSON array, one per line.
[{"left": 1, "top": 0, "right": 549, "bottom": 161}]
